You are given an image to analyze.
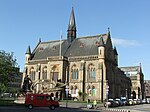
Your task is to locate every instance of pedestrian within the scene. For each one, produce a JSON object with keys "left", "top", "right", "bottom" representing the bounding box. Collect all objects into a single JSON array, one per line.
[
  {"left": 93, "top": 100, "right": 97, "bottom": 109},
  {"left": 87, "top": 99, "right": 92, "bottom": 109}
]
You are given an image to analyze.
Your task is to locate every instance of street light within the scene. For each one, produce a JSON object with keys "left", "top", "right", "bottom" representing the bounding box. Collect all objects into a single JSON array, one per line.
[
  {"left": 106, "top": 80, "right": 109, "bottom": 109},
  {"left": 126, "top": 89, "right": 128, "bottom": 99},
  {"left": 131, "top": 93, "right": 133, "bottom": 99},
  {"left": 65, "top": 84, "right": 69, "bottom": 108}
]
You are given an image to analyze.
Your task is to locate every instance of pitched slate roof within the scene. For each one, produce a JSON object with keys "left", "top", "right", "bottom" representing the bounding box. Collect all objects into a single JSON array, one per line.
[
  {"left": 31, "top": 34, "right": 108, "bottom": 60},
  {"left": 65, "top": 34, "right": 108, "bottom": 57},
  {"left": 120, "top": 66, "right": 142, "bottom": 76},
  {"left": 31, "top": 40, "right": 69, "bottom": 60},
  {"left": 120, "top": 66, "right": 140, "bottom": 72},
  {"left": 113, "top": 46, "right": 118, "bottom": 55}
]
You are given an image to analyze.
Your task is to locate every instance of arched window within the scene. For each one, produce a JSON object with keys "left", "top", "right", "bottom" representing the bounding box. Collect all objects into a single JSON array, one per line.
[
  {"left": 43, "top": 66, "right": 47, "bottom": 80},
  {"left": 92, "top": 68, "right": 96, "bottom": 79},
  {"left": 87, "top": 64, "right": 96, "bottom": 80},
  {"left": 30, "top": 67, "right": 35, "bottom": 80},
  {"left": 71, "top": 64, "right": 78, "bottom": 80},
  {"left": 51, "top": 65, "right": 59, "bottom": 82}
]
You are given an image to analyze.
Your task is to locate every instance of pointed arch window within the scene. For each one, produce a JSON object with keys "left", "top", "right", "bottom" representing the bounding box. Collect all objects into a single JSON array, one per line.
[
  {"left": 43, "top": 66, "right": 47, "bottom": 80},
  {"left": 51, "top": 65, "right": 59, "bottom": 82},
  {"left": 30, "top": 68, "right": 35, "bottom": 80},
  {"left": 87, "top": 64, "right": 96, "bottom": 81},
  {"left": 71, "top": 64, "right": 78, "bottom": 80}
]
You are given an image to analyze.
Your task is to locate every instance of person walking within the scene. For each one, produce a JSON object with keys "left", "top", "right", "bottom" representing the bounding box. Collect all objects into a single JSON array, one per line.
[{"left": 93, "top": 100, "right": 97, "bottom": 109}]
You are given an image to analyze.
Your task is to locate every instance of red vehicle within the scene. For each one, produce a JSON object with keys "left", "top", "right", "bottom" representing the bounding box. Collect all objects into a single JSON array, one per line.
[{"left": 25, "top": 93, "right": 59, "bottom": 110}]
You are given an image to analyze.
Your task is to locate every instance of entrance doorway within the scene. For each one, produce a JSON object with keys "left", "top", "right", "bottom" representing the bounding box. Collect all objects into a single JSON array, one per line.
[{"left": 132, "top": 91, "right": 136, "bottom": 99}]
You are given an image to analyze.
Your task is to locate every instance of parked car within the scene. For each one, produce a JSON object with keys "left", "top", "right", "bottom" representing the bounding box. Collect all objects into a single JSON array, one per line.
[
  {"left": 142, "top": 99, "right": 150, "bottom": 104},
  {"left": 120, "top": 98, "right": 128, "bottom": 106},
  {"left": 104, "top": 99, "right": 118, "bottom": 107},
  {"left": 128, "top": 99, "right": 134, "bottom": 105},
  {"left": 137, "top": 99, "right": 142, "bottom": 104},
  {"left": 147, "top": 99, "right": 150, "bottom": 103},
  {"left": 133, "top": 99, "right": 138, "bottom": 105},
  {"left": 115, "top": 98, "right": 124, "bottom": 106},
  {"left": 142, "top": 99, "right": 147, "bottom": 104},
  {"left": 25, "top": 93, "right": 59, "bottom": 110}
]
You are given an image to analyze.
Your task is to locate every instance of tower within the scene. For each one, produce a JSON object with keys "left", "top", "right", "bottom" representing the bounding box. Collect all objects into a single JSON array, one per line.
[
  {"left": 25, "top": 45, "right": 31, "bottom": 63},
  {"left": 98, "top": 36, "right": 105, "bottom": 102},
  {"left": 98, "top": 36, "right": 105, "bottom": 58},
  {"left": 67, "top": 7, "right": 76, "bottom": 45}
]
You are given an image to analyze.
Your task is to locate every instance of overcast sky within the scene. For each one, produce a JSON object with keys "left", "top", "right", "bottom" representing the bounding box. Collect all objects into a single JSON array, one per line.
[{"left": 0, "top": 0, "right": 150, "bottom": 79}]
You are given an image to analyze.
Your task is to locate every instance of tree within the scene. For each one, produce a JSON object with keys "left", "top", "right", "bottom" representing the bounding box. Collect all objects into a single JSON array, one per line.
[
  {"left": 78, "top": 90, "right": 83, "bottom": 101},
  {"left": 0, "top": 50, "right": 18, "bottom": 93},
  {"left": 78, "top": 90, "right": 88, "bottom": 101}
]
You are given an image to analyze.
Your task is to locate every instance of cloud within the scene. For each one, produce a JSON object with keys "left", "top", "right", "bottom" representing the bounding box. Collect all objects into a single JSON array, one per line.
[{"left": 112, "top": 38, "right": 140, "bottom": 47}]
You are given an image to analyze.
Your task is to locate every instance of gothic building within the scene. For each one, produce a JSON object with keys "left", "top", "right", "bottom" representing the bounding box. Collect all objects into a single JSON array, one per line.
[
  {"left": 144, "top": 80, "right": 150, "bottom": 98},
  {"left": 120, "top": 65, "right": 145, "bottom": 99},
  {"left": 22, "top": 7, "right": 144, "bottom": 101}
]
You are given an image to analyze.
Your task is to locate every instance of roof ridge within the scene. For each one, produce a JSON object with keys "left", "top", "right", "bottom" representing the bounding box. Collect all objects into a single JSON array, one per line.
[
  {"left": 40, "top": 39, "right": 66, "bottom": 44},
  {"left": 78, "top": 33, "right": 107, "bottom": 39},
  {"left": 120, "top": 66, "right": 140, "bottom": 68}
]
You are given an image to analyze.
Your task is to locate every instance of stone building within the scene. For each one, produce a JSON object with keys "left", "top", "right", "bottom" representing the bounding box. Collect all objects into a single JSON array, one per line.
[
  {"left": 7, "top": 68, "right": 22, "bottom": 94},
  {"left": 120, "top": 64, "right": 145, "bottom": 99},
  {"left": 144, "top": 80, "right": 150, "bottom": 98},
  {"left": 21, "top": 7, "right": 140, "bottom": 102}
]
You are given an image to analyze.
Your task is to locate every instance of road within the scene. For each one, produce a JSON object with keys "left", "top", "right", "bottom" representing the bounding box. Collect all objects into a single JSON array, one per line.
[
  {"left": 0, "top": 106, "right": 100, "bottom": 112},
  {"left": 117, "top": 104, "right": 150, "bottom": 112},
  {"left": 0, "top": 103, "right": 150, "bottom": 112},
  {"left": 103, "top": 104, "right": 150, "bottom": 112}
]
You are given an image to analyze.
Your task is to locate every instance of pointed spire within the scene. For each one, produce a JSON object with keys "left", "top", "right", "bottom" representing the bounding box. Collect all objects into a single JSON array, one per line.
[
  {"left": 67, "top": 6, "right": 77, "bottom": 45},
  {"left": 113, "top": 46, "right": 118, "bottom": 55},
  {"left": 39, "top": 38, "right": 41, "bottom": 43},
  {"left": 139, "top": 63, "right": 142, "bottom": 73},
  {"left": 26, "top": 45, "right": 31, "bottom": 54},
  {"left": 107, "top": 27, "right": 111, "bottom": 38},
  {"left": 68, "top": 7, "right": 76, "bottom": 31},
  {"left": 98, "top": 36, "right": 105, "bottom": 47}
]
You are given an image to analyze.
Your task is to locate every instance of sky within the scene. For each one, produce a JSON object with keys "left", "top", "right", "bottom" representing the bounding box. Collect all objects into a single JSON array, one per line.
[{"left": 0, "top": 0, "right": 150, "bottom": 79}]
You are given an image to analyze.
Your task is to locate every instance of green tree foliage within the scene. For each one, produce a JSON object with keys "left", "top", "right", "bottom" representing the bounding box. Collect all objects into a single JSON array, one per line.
[{"left": 0, "top": 50, "right": 18, "bottom": 93}]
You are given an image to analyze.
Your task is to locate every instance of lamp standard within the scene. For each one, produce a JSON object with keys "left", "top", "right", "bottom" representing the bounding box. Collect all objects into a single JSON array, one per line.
[
  {"left": 126, "top": 89, "right": 128, "bottom": 99},
  {"left": 106, "top": 80, "right": 109, "bottom": 109},
  {"left": 131, "top": 93, "right": 133, "bottom": 99},
  {"left": 65, "top": 84, "right": 69, "bottom": 108}
]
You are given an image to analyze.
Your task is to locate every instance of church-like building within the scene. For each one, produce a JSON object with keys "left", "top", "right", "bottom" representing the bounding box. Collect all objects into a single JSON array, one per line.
[{"left": 22, "top": 7, "right": 144, "bottom": 102}]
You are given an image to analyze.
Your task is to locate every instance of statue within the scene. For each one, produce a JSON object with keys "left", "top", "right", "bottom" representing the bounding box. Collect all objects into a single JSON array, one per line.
[{"left": 22, "top": 75, "right": 32, "bottom": 92}]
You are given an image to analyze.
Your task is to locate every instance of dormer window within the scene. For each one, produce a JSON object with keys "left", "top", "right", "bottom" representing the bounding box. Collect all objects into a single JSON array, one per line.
[
  {"left": 52, "top": 46, "right": 56, "bottom": 50},
  {"left": 80, "top": 43, "right": 84, "bottom": 48},
  {"left": 39, "top": 47, "right": 44, "bottom": 52}
]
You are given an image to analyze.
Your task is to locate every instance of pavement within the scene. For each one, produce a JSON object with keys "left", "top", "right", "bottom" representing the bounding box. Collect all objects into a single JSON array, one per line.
[
  {"left": 59, "top": 102, "right": 136, "bottom": 112},
  {"left": 59, "top": 102, "right": 105, "bottom": 110}
]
